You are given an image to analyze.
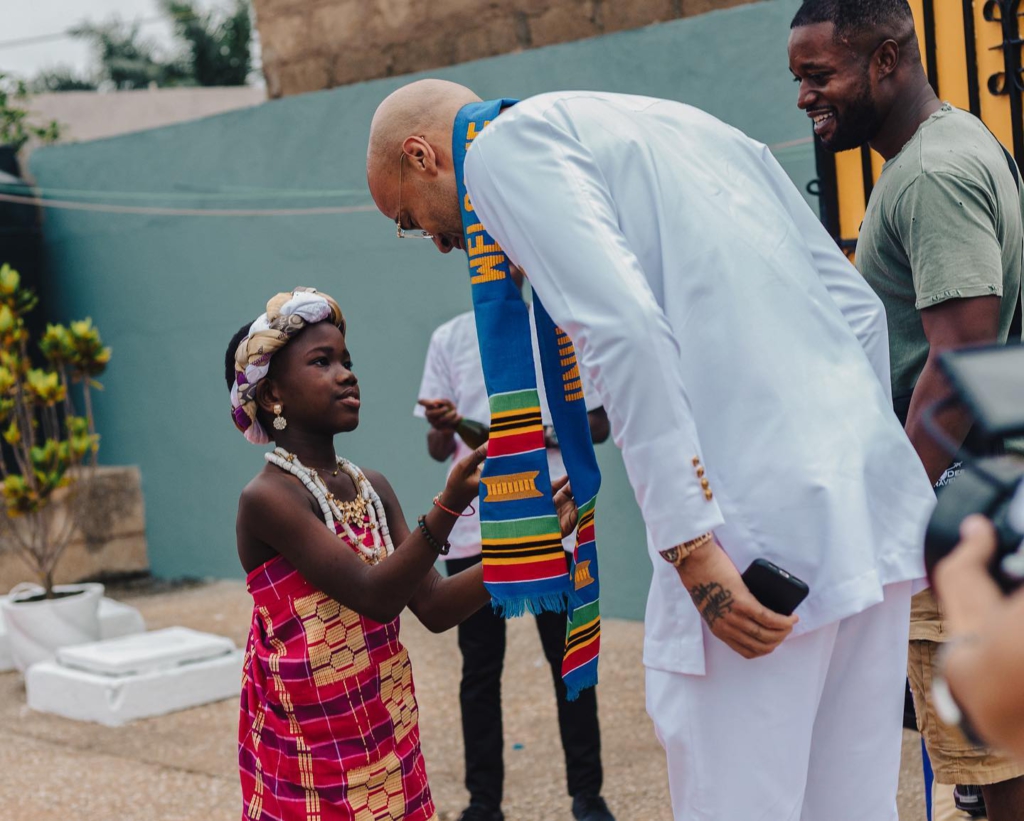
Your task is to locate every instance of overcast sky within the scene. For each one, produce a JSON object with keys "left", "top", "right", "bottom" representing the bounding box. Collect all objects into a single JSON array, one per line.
[{"left": 1, "top": 0, "right": 232, "bottom": 82}]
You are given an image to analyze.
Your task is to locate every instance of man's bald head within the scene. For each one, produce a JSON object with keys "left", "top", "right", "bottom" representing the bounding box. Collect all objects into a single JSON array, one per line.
[
  {"left": 366, "top": 79, "right": 483, "bottom": 255},
  {"left": 367, "top": 79, "right": 481, "bottom": 191}
]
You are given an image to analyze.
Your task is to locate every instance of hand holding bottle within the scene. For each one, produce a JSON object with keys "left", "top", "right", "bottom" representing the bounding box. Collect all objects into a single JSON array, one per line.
[{"left": 419, "top": 398, "right": 462, "bottom": 430}]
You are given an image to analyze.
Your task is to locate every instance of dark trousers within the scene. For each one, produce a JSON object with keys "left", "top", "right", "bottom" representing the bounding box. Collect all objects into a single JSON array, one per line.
[{"left": 446, "top": 554, "right": 603, "bottom": 811}]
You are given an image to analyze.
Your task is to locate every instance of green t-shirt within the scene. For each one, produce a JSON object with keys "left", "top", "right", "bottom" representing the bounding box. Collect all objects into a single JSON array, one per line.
[{"left": 856, "top": 104, "right": 1023, "bottom": 401}]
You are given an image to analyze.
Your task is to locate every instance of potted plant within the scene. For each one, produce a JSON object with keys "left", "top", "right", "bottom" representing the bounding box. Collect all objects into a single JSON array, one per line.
[{"left": 0, "top": 263, "right": 112, "bottom": 671}]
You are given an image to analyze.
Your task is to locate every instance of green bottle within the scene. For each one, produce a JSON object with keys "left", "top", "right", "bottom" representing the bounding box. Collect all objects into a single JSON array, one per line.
[{"left": 455, "top": 417, "right": 489, "bottom": 449}]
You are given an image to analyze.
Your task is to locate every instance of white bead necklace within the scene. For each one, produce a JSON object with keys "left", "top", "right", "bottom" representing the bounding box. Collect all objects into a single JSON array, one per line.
[{"left": 265, "top": 446, "right": 394, "bottom": 564}]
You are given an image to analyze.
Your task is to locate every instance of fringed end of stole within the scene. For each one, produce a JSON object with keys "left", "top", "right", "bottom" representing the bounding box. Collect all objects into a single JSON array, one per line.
[
  {"left": 564, "top": 668, "right": 599, "bottom": 702},
  {"left": 490, "top": 591, "right": 572, "bottom": 619}
]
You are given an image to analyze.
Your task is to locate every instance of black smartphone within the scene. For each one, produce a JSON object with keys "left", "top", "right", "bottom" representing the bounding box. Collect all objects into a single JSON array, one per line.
[{"left": 741, "top": 559, "right": 809, "bottom": 616}]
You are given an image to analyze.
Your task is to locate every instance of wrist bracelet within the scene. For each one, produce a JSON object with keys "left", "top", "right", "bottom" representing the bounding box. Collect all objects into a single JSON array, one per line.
[
  {"left": 433, "top": 494, "right": 476, "bottom": 518},
  {"left": 659, "top": 532, "right": 714, "bottom": 567},
  {"left": 417, "top": 515, "right": 451, "bottom": 555}
]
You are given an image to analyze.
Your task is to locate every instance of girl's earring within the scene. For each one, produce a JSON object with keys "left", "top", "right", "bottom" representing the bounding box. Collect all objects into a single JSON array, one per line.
[{"left": 272, "top": 403, "right": 287, "bottom": 431}]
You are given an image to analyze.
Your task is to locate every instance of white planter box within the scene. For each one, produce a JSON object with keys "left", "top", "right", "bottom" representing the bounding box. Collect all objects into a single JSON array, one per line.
[
  {"left": 26, "top": 627, "right": 243, "bottom": 727},
  {"left": 0, "top": 596, "right": 145, "bottom": 673},
  {"left": 57, "top": 626, "right": 232, "bottom": 675},
  {"left": 1, "top": 583, "right": 104, "bottom": 671}
]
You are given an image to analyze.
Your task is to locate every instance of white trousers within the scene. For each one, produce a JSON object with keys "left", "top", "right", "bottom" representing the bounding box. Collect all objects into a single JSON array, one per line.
[{"left": 646, "top": 581, "right": 913, "bottom": 821}]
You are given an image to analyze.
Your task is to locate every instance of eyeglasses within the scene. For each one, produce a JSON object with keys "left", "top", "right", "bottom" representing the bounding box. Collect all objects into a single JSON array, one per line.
[{"left": 395, "top": 153, "right": 434, "bottom": 240}]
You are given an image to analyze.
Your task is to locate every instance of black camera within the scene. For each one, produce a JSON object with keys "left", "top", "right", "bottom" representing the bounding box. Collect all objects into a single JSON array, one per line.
[{"left": 923, "top": 344, "right": 1024, "bottom": 593}]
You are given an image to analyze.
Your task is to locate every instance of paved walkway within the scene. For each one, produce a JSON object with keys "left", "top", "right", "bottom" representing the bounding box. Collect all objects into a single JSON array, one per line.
[{"left": 0, "top": 580, "right": 927, "bottom": 821}]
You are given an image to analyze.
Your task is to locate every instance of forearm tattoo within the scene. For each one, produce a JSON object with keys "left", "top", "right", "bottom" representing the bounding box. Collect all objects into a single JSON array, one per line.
[{"left": 690, "top": 582, "right": 734, "bottom": 628}]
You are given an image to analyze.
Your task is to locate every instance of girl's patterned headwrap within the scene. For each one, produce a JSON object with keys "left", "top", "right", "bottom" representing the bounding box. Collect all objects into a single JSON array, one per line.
[{"left": 230, "top": 287, "right": 345, "bottom": 443}]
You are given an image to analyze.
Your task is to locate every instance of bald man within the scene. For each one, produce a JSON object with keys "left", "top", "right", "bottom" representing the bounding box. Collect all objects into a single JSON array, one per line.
[{"left": 368, "top": 81, "right": 937, "bottom": 821}]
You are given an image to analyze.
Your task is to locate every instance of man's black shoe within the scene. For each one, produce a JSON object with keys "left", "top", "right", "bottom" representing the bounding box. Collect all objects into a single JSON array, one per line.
[
  {"left": 456, "top": 805, "right": 504, "bottom": 821},
  {"left": 572, "top": 795, "right": 615, "bottom": 821}
]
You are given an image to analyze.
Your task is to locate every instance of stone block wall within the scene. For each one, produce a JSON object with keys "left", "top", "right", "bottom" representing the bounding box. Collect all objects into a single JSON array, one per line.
[{"left": 253, "top": 0, "right": 760, "bottom": 97}]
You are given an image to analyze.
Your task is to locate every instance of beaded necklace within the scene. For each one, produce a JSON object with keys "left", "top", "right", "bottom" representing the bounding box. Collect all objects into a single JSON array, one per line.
[{"left": 265, "top": 446, "right": 394, "bottom": 564}]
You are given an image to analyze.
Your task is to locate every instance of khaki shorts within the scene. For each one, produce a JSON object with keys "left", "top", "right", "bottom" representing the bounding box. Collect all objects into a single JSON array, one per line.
[{"left": 908, "top": 639, "right": 1024, "bottom": 785}]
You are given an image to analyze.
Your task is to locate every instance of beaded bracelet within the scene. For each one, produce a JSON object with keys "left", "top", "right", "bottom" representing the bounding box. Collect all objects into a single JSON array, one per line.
[
  {"left": 417, "top": 515, "right": 451, "bottom": 555},
  {"left": 433, "top": 494, "right": 476, "bottom": 518}
]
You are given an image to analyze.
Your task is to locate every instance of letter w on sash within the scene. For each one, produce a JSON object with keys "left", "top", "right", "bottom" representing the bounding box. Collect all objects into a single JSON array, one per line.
[{"left": 470, "top": 254, "right": 506, "bottom": 284}]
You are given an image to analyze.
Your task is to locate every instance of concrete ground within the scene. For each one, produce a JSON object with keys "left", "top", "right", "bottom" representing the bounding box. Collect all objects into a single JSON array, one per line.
[{"left": 0, "top": 580, "right": 928, "bottom": 821}]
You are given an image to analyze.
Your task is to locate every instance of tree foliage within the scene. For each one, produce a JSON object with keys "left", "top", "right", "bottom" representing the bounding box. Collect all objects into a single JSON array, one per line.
[
  {"left": 70, "top": 18, "right": 193, "bottom": 90},
  {"left": 28, "top": 69, "right": 98, "bottom": 94},
  {"left": 0, "top": 264, "right": 111, "bottom": 595},
  {"left": 0, "top": 75, "right": 62, "bottom": 151},
  {"left": 164, "top": 0, "right": 253, "bottom": 87},
  {"left": 28, "top": 0, "right": 254, "bottom": 92}
]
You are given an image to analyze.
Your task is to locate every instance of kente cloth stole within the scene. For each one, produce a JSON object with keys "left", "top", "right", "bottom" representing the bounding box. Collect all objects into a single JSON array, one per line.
[{"left": 453, "top": 99, "right": 602, "bottom": 698}]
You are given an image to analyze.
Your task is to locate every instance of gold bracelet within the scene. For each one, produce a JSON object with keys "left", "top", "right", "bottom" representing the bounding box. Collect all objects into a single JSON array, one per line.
[{"left": 659, "top": 532, "right": 714, "bottom": 567}]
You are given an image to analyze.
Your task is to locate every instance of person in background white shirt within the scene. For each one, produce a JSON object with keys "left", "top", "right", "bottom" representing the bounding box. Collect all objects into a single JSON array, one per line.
[
  {"left": 368, "top": 81, "right": 937, "bottom": 821},
  {"left": 415, "top": 267, "right": 613, "bottom": 821}
]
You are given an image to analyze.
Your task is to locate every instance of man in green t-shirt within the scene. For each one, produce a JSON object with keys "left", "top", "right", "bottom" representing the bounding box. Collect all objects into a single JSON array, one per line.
[{"left": 789, "top": 1, "right": 1024, "bottom": 819}]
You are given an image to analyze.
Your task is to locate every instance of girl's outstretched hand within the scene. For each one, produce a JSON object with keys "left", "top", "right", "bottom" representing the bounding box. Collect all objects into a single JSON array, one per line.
[
  {"left": 552, "top": 475, "right": 578, "bottom": 538},
  {"left": 442, "top": 443, "right": 488, "bottom": 513}
]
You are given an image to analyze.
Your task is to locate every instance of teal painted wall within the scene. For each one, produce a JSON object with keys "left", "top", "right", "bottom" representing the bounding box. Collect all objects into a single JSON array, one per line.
[{"left": 29, "top": 0, "right": 812, "bottom": 621}]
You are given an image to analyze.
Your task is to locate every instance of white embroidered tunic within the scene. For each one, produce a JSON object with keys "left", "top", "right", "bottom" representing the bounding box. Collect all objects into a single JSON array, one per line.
[{"left": 463, "top": 91, "right": 935, "bottom": 675}]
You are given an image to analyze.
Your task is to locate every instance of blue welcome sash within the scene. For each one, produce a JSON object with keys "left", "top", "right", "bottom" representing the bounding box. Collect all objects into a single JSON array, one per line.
[{"left": 453, "top": 99, "right": 602, "bottom": 698}]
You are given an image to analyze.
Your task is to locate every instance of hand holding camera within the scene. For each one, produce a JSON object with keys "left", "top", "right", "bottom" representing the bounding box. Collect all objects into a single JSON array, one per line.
[
  {"left": 923, "top": 345, "right": 1024, "bottom": 592},
  {"left": 926, "top": 345, "right": 1024, "bottom": 761},
  {"left": 933, "top": 508, "right": 1024, "bottom": 762},
  {"left": 934, "top": 515, "right": 1016, "bottom": 637}
]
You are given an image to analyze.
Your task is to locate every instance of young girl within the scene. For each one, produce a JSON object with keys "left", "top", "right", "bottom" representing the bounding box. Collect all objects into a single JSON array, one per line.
[{"left": 226, "top": 287, "right": 509, "bottom": 821}]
